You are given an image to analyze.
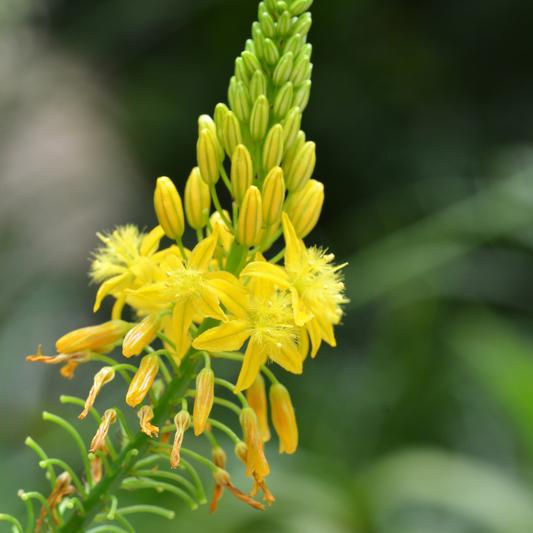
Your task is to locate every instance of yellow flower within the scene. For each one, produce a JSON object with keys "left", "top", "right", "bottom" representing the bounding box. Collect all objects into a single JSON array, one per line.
[
  {"left": 126, "top": 225, "right": 238, "bottom": 358},
  {"left": 192, "top": 254, "right": 301, "bottom": 394},
  {"left": 90, "top": 225, "right": 168, "bottom": 313},
  {"left": 241, "top": 214, "right": 348, "bottom": 359}
]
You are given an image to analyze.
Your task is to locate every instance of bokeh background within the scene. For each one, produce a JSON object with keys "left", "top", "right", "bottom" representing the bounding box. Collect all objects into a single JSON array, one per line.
[{"left": 2, "top": 0, "right": 533, "bottom": 531}]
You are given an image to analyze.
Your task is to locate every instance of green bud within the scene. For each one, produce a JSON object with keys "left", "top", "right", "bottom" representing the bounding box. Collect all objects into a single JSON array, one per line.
[
  {"left": 262, "top": 124, "right": 284, "bottom": 174},
  {"left": 185, "top": 167, "right": 211, "bottom": 230},
  {"left": 245, "top": 39, "right": 256, "bottom": 55},
  {"left": 292, "top": 12, "right": 312, "bottom": 37},
  {"left": 197, "top": 129, "right": 220, "bottom": 185},
  {"left": 258, "top": 2, "right": 267, "bottom": 18},
  {"left": 277, "top": 10, "right": 291, "bottom": 36},
  {"left": 214, "top": 103, "right": 229, "bottom": 144},
  {"left": 260, "top": 11, "right": 276, "bottom": 38},
  {"left": 250, "top": 95, "right": 270, "bottom": 142},
  {"left": 262, "top": 167, "right": 285, "bottom": 225},
  {"left": 222, "top": 111, "right": 243, "bottom": 158},
  {"left": 273, "top": 81, "right": 293, "bottom": 119},
  {"left": 283, "top": 33, "right": 302, "bottom": 56},
  {"left": 199, "top": 114, "right": 225, "bottom": 163},
  {"left": 253, "top": 28, "right": 266, "bottom": 60},
  {"left": 286, "top": 141, "right": 315, "bottom": 192},
  {"left": 264, "top": 0, "right": 277, "bottom": 12},
  {"left": 303, "top": 61, "right": 313, "bottom": 83},
  {"left": 277, "top": 1, "right": 289, "bottom": 12},
  {"left": 235, "top": 57, "right": 250, "bottom": 86},
  {"left": 264, "top": 38, "right": 279, "bottom": 65},
  {"left": 234, "top": 81, "right": 252, "bottom": 124},
  {"left": 282, "top": 129, "right": 305, "bottom": 176},
  {"left": 237, "top": 186, "right": 263, "bottom": 247},
  {"left": 242, "top": 51, "right": 262, "bottom": 76},
  {"left": 250, "top": 70, "right": 267, "bottom": 103},
  {"left": 296, "top": 43, "right": 313, "bottom": 61},
  {"left": 292, "top": 79, "right": 311, "bottom": 112},
  {"left": 290, "top": 0, "right": 313, "bottom": 17},
  {"left": 281, "top": 106, "right": 301, "bottom": 150},
  {"left": 290, "top": 55, "right": 310, "bottom": 87},
  {"left": 231, "top": 144, "right": 254, "bottom": 204},
  {"left": 228, "top": 76, "right": 237, "bottom": 112},
  {"left": 273, "top": 52, "right": 294, "bottom": 86},
  {"left": 285, "top": 179, "right": 324, "bottom": 238}
]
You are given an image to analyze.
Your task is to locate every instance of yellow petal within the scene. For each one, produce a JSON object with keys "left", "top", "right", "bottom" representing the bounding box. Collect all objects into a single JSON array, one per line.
[
  {"left": 299, "top": 326, "right": 309, "bottom": 361},
  {"left": 192, "top": 319, "right": 250, "bottom": 352},
  {"left": 126, "top": 282, "right": 174, "bottom": 303},
  {"left": 189, "top": 224, "right": 219, "bottom": 271},
  {"left": 240, "top": 262, "right": 291, "bottom": 290},
  {"left": 195, "top": 290, "right": 228, "bottom": 322},
  {"left": 235, "top": 339, "right": 263, "bottom": 394},
  {"left": 268, "top": 340, "right": 303, "bottom": 375},
  {"left": 204, "top": 270, "right": 246, "bottom": 291},
  {"left": 173, "top": 300, "right": 195, "bottom": 358},
  {"left": 291, "top": 288, "right": 314, "bottom": 326},
  {"left": 161, "top": 252, "right": 186, "bottom": 272},
  {"left": 140, "top": 225, "right": 165, "bottom": 256},
  {"left": 150, "top": 244, "right": 185, "bottom": 264},
  {"left": 93, "top": 272, "right": 134, "bottom": 312},
  {"left": 281, "top": 213, "right": 304, "bottom": 272},
  {"left": 315, "top": 311, "right": 336, "bottom": 347},
  {"left": 129, "top": 256, "right": 154, "bottom": 285},
  {"left": 207, "top": 279, "right": 249, "bottom": 320},
  {"left": 306, "top": 317, "right": 322, "bottom": 357}
]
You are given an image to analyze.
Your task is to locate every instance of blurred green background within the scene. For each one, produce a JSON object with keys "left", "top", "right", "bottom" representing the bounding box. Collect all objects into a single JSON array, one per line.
[{"left": 2, "top": 0, "right": 533, "bottom": 531}]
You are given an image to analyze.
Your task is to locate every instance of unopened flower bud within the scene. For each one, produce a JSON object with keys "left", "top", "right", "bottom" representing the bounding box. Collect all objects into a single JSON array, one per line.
[
  {"left": 228, "top": 76, "right": 238, "bottom": 112},
  {"left": 222, "top": 111, "right": 243, "bottom": 158},
  {"left": 199, "top": 115, "right": 225, "bottom": 162},
  {"left": 212, "top": 469, "right": 265, "bottom": 511},
  {"left": 238, "top": 186, "right": 263, "bottom": 247},
  {"left": 138, "top": 405, "right": 159, "bottom": 437},
  {"left": 263, "top": 38, "right": 279, "bottom": 65},
  {"left": 257, "top": 1, "right": 267, "bottom": 17},
  {"left": 212, "top": 446, "right": 227, "bottom": 469},
  {"left": 56, "top": 320, "right": 132, "bottom": 354},
  {"left": 270, "top": 383, "right": 298, "bottom": 454},
  {"left": 281, "top": 106, "right": 301, "bottom": 150},
  {"left": 250, "top": 95, "right": 270, "bottom": 143},
  {"left": 185, "top": 167, "right": 211, "bottom": 230},
  {"left": 241, "top": 51, "right": 261, "bottom": 76},
  {"left": 89, "top": 408, "right": 116, "bottom": 453},
  {"left": 282, "top": 129, "right": 306, "bottom": 176},
  {"left": 273, "top": 52, "right": 294, "bottom": 87},
  {"left": 233, "top": 81, "right": 252, "bottom": 124},
  {"left": 79, "top": 367, "right": 115, "bottom": 419},
  {"left": 292, "top": 11, "right": 312, "bottom": 34},
  {"left": 286, "top": 141, "right": 316, "bottom": 192},
  {"left": 245, "top": 39, "right": 256, "bottom": 55},
  {"left": 239, "top": 407, "right": 261, "bottom": 477},
  {"left": 261, "top": 167, "right": 285, "bottom": 226},
  {"left": 291, "top": 0, "right": 313, "bottom": 17},
  {"left": 193, "top": 368, "right": 215, "bottom": 436},
  {"left": 171, "top": 410, "right": 191, "bottom": 468},
  {"left": 246, "top": 374, "right": 271, "bottom": 442},
  {"left": 210, "top": 210, "right": 234, "bottom": 254},
  {"left": 235, "top": 57, "right": 250, "bottom": 86},
  {"left": 250, "top": 70, "right": 267, "bottom": 103},
  {"left": 262, "top": 124, "right": 284, "bottom": 174},
  {"left": 126, "top": 354, "right": 159, "bottom": 408},
  {"left": 273, "top": 81, "right": 294, "bottom": 120},
  {"left": 290, "top": 54, "right": 311, "bottom": 87},
  {"left": 234, "top": 440, "right": 249, "bottom": 465},
  {"left": 122, "top": 315, "right": 162, "bottom": 358},
  {"left": 154, "top": 176, "right": 185, "bottom": 240},
  {"left": 264, "top": 0, "right": 277, "bottom": 11},
  {"left": 303, "top": 61, "right": 313, "bottom": 83},
  {"left": 259, "top": 11, "right": 276, "bottom": 38},
  {"left": 214, "top": 103, "right": 229, "bottom": 144},
  {"left": 285, "top": 179, "right": 324, "bottom": 238},
  {"left": 284, "top": 33, "right": 303, "bottom": 56},
  {"left": 231, "top": 144, "right": 254, "bottom": 204},
  {"left": 252, "top": 27, "right": 266, "bottom": 60},
  {"left": 277, "top": 10, "right": 291, "bottom": 36},
  {"left": 292, "top": 79, "right": 311, "bottom": 112},
  {"left": 197, "top": 129, "right": 220, "bottom": 185},
  {"left": 255, "top": 222, "right": 279, "bottom": 252}
]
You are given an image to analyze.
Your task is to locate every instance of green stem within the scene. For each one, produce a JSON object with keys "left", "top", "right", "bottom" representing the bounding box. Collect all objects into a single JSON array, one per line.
[
  {"left": 0, "top": 514, "right": 23, "bottom": 533},
  {"left": 113, "top": 408, "right": 135, "bottom": 443},
  {"left": 196, "top": 227, "right": 204, "bottom": 244},
  {"left": 180, "top": 458, "right": 207, "bottom": 504},
  {"left": 210, "top": 184, "right": 234, "bottom": 232},
  {"left": 209, "top": 351, "right": 279, "bottom": 383},
  {"left": 38, "top": 459, "right": 86, "bottom": 496},
  {"left": 219, "top": 164, "right": 233, "bottom": 196},
  {"left": 19, "top": 493, "right": 58, "bottom": 533},
  {"left": 66, "top": 498, "right": 86, "bottom": 515},
  {"left": 132, "top": 470, "right": 197, "bottom": 497},
  {"left": 176, "top": 237, "right": 188, "bottom": 262},
  {"left": 213, "top": 397, "right": 242, "bottom": 415},
  {"left": 214, "top": 378, "right": 248, "bottom": 407},
  {"left": 21, "top": 495, "right": 34, "bottom": 533},
  {"left": 111, "top": 505, "right": 175, "bottom": 520},
  {"left": 106, "top": 495, "right": 118, "bottom": 519},
  {"left": 269, "top": 247, "right": 286, "bottom": 264},
  {"left": 24, "top": 437, "right": 56, "bottom": 488},
  {"left": 207, "top": 418, "right": 241, "bottom": 444}
]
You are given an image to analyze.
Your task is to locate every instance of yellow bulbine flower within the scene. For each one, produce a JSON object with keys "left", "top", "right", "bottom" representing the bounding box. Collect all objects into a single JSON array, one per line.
[
  {"left": 122, "top": 315, "right": 162, "bottom": 357},
  {"left": 192, "top": 254, "right": 302, "bottom": 394},
  {"left": 89, "top": 408, "right": 116, "bottom": 453},
  {"left": 126, "top": 354, "right": 159, "bottom": 408},
  {"left": 209, "top": 210, "right": 234, "bottom": 256},
  {"left": 126, "top": 225, "right": 239, "bottom": 359},
  {"left": 138, "top": 405, "right": 159, "bottom": 437},
  {"left": 269, "top": 383, "right": 298, "bottom": 454},
  {"left": 171, "top": 410, "right": 191, "bottom": 468},
  {"left": 154, "top": 176, "right": 185, "bottom": 240},
  {"left": 240, "top": 214, "right": 348, "bottom": 358},
  {"left": 246, "top": 374, "right": 271, "bottom": 442},
  {"left": 90, "top": 225, "right": 167, "bottom": 313},
  {"left": 193, "top": 368, "right": 215, "bottom": 436},
  {"left": 56, "top": 320, "right": 132, "bottom": 354},
  {"left": 79, "top": 367, "right": 115, "bottom": 419}
]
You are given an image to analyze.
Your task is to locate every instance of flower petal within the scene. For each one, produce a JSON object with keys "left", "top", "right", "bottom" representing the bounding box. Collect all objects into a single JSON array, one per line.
[
  {"left": 235, "top": 339, "right": 264, "bottom": 394},
  {"left": 268, "top": 340, "right": 303, "bottom": 375},
  {"left": 129, "top": 257, "right": 154, "bottom": 285},
  {"left": 315, "top": 311, "right": 336, "bottom": 347},
  {"left": 306, "top": 317, "right": 322, "bottom": 358},
  {"left": 173, "top": 300, "right": 195, "bottom": 358},
  {"left": 195, "top": 290, "right": 228, "bottom": 322},
  {"left": 299, "top": 326, "right": 309, "bottom": 361},
  {"left": 193, "top": 319, "right": 250, "bottom": 352},
  {"left": 93, "top": 272, "right": 134, "bottom": 312},
  {"left": 140, "top": 225, "right": 165, "bottom": 256},
  {"left": 207, "top": 279, "right": 249, "bottom": 320},
  {"left": 189, "top": 224, "right": 219, "bottom": 271},
  {"left": 291, "top": 288, "right": 314, "bottom": 326},
  {"left": 240, "top": 262, "right": 291, "bottom": 291},
  {"left": 281, "top": 213, "right": 305, "bottom": 273}
]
